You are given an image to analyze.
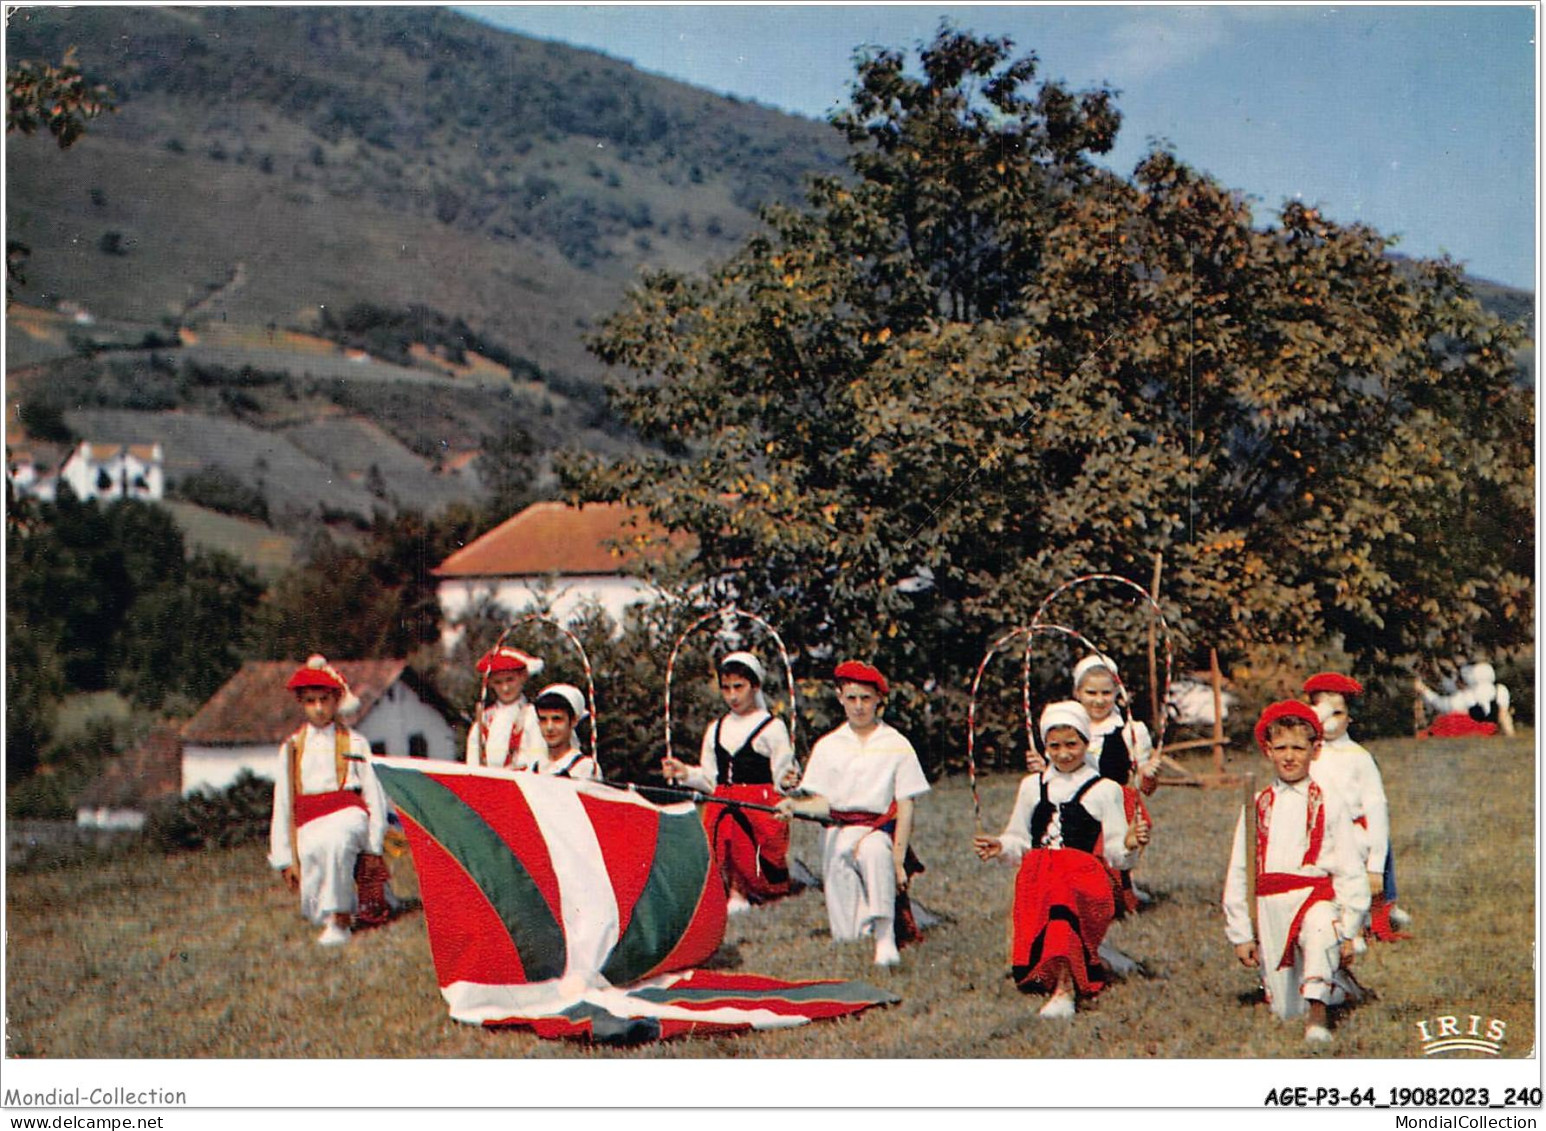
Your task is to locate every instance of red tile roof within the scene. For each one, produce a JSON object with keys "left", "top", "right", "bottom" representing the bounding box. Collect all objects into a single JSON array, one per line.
[
  {"left": 433, "top": 501, "right": 694, "bottom": 579},
  {"left": 181, "top": 659, "right": 426, "bottom": 745},
  {"left": 76, "top": 726, "right": 183, "bottom": 808}
]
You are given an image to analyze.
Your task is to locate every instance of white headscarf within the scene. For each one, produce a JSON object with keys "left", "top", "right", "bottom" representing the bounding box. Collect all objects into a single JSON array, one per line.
[
  {"left": 1039, "top": 700, "right": 1092, "bottom": 743},
  {"left": 1462, "top": 662, "right": 1496, "bottom": 690},
  {"left": 719, "top": 650, "right": 769, "bottom": 712},
  {"left": 1072, "top": 653, "right": 1120, "bottom": 694},
  {"left": 534, "top": 683, "right": 588, "bottom": 722}
]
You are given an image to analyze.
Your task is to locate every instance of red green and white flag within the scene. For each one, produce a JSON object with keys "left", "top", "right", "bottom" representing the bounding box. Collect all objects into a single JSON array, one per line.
[{"left": 374, "top": 758, "right": 897, "bottom": 1043}]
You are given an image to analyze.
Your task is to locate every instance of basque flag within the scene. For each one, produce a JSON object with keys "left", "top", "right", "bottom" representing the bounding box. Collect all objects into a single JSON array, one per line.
[{"left": 374, "top": 759, "right": 896, "bottom": 1043}]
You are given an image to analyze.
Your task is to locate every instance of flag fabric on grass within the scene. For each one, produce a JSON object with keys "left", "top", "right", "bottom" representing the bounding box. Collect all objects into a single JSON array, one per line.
[{"left": 373, "top": 758, "right": 897, "bottom": 1043}]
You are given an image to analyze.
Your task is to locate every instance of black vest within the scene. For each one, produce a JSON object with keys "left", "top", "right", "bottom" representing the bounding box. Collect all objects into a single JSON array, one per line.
[
  {"left": 1468, "top": 697, "right": 1501, "bottom": 724},
  {"left": 714, "top": 715, "right": 776, "bottom": 786},
  {"left": 1029, "top": 773, "right": 1105, "bottom": 855},
  {"left": 1095, "top": 728, "right": 1134, "bottom": 785}
]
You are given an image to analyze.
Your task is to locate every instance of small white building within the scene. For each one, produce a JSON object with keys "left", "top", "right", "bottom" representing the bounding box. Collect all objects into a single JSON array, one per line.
[
  {"left": 179, "top": 659, "right": 461, "bottom": 794},
  {"left": 433, "top": 500, "right": 694, "bottom": 648},
  {"left": 7, "top": 449, "right": 60, "bottom": 501},
  {"left": 58, "top": 441, "right": 165, "bottom": 503}
]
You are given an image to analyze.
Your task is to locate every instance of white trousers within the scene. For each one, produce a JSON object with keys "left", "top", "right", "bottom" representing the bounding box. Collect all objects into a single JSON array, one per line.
[
  {"left": 819, "top": 825, "right": 895, "bottom": 942},
  {"left": 1260, "top": 896, "right": 1348, "bottom": 1019},
  {"left": 296, "top": 806, "right": 369, "bottom": 923}
]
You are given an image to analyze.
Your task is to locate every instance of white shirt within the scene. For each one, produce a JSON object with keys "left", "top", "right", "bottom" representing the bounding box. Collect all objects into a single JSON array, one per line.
[
  {"left": 799, "top": 721, "right": 928, "bottom": 813},
  {"left": 680, "top": 709, "right": 795, "bottom": 793},
  {"left": 465, "top": 697, "right": 545, "bottom": 768},
  {"left": 1310, "top": 733, "right": 1389, "bottom": 869},
  {"left": 1222, "top": 777, "right": 1370, "bottom": 945},
  {"left": 996, "top": 764, "right": 1136, "bottom": 871},
  {"left": 1421, "top": 681, "right": 1510, "bottom": 717},
  {"left": 513, "top": 745, "right": 601, "bottom": 782},
  {"left": 268, "top": 722, "right": 386, "bottom": 869}
]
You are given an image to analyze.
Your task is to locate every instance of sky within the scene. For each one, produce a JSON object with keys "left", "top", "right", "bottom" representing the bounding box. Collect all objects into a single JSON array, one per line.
[{"left": 461, "top": 3, "right": 1538, "bottom": 291}]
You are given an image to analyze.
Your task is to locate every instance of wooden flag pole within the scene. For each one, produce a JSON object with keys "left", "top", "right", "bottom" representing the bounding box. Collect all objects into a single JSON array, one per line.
[
  {"left": 1210, "top": 646, "right": 1226, "bottom": 776},
  {"left": 1147, "top": 553, "right": 1163, "bottom": 734},
  {"left": 1244, "top": 770, "right": 1259, "bottom": 952}
]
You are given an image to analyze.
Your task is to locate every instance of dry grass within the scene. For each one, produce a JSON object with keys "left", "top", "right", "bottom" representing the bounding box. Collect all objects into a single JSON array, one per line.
[{"left": 5, "top": 731, "right": 1533, "bottom": 1058}]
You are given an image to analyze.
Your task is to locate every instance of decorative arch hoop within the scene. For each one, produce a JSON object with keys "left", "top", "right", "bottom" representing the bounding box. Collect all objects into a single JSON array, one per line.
[
  {"left": 664, "top": 606, "right": 799, "bottom": 767},
  {"left": 1030, "top": 572, "right": 1176, "bottom": 756},
  {"left": 965, "top": 620, "right": 1113, "bottom": 835},
  {"left": 478, "top": 613, "right": 600, "bottom": 769}
]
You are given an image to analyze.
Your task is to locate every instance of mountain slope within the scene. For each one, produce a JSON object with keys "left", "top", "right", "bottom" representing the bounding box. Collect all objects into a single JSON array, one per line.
[{"left": 6, "top": 5, "right": 844, "bottom": 387}]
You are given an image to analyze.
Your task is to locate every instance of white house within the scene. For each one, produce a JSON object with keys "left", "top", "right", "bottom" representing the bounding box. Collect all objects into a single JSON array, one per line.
[
  {"left": 58, "top": 441, "right": 165, "bottom": 503},
  {"left": 179, "top": 659, "right": 461, "bottom": 794},
  {"left": 433, "top": 500, "right": 694, "bottom": 648},
  {"left": 7, "top": 448, "right": 59, "bottom": 501}
]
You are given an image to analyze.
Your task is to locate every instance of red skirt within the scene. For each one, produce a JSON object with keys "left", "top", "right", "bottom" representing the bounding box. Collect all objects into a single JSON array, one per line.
[
  {"left": 1010, "top": 847, "right": 1115, "bottom": 996},
  {"left": 704, "top": 784, "right": 792, "bottom": 903},
  {"left": 1420, "top": 713, "right": 1497, "bottom": 739}
]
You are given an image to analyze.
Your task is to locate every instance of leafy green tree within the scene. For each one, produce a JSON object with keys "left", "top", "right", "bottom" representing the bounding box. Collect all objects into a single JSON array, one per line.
[
  {"left": 248, "top": 506, "right": 483, "bottom": 661},
  {"left": 6, "top": 495, "right": 264, "bottom": 748},
  {"left": 564, "top": 27, "right": 1532, "bottom": 760},
  {"left": 6, "top": 46, "right": 116, "bottom": 149}
]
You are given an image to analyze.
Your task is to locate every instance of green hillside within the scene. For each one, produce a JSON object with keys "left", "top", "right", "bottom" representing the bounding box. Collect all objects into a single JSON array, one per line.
[{"left": 5, "top": 6, "right": 842, "bottom": 386}]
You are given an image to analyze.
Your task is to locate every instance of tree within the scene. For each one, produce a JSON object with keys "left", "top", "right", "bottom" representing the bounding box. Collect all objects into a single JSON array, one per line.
[
  {"left": 6, "top": 47, "right": 117, "bottom": 149},
  {"left": 247, "top": 506, "right": 483, "bottom": 662},
  {"left": 7, "top": 47, "right": 116, "bottom": 302},
  {"left": 563, "top": 26, "right": 1532, "bottom": 760}
]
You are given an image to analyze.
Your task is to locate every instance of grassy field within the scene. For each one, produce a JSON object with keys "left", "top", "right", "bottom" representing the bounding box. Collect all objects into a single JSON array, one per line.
[{"left": 4, "top": 732, "right": 1534, "bottom": 1059}]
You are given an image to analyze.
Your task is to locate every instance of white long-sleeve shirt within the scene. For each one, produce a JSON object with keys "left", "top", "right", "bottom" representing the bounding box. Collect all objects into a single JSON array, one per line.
[
  {"left": 511, "top": 744, "right": 602, "bottom": 781},
  {"left": 465, "top": 697, "right": 545, "bottom": 768},
  {"left": 1421, "top": 680, "right": 1510, "bottom": 719},
  {"left": 1221, "top": 777, "right": 1370, "bottom": 946},
  {"left": 799, "top": 721, "right": 928, "bottom": 813},
  {"left": 995, "top": 764, "right": 1136, "bottom": 871},
  {"left": 679, "top": 709, "right": 795, "bottom": 794},
  {"left": 268, "top": 722, "right": 386, "bottom": 869},
  {"left": 1310, "top": 734, "right": 1389, "bottom": 872}
]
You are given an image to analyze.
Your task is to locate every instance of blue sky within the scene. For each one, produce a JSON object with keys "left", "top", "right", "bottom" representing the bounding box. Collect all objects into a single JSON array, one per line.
[{"left": 462, "top": 4, "right": 1537, "bottom": 291}]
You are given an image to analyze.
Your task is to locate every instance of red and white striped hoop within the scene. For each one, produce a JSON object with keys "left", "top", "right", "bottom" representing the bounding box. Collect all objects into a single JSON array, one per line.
[
  {"left": 1030, "top": 572, "right": 1176, "bottom": 755},
  {"left": 664, "top": 606, "right": 799, "bottom": 767},
  {"left": 480, "top": 614, "right": 601, "bottom": 770},
  {"left": 965, "top": 620, "right": 1113, "bottom": 835}
]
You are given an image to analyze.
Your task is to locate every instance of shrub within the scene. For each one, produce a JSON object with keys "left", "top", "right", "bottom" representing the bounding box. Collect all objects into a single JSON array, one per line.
[
  {"left": 169, "top": 466, "right": 270, "bottom": 522},
  {"left": 142, "top": 770, "right": 273, "bottom": 852}
]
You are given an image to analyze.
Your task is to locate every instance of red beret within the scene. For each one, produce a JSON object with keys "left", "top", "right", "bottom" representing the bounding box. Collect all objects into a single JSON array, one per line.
[
  {"left": 476, "top": 646, "right": 539, "bottom": 675},
  {"left": 286, "top": 656, "right": 346, "bottom": 692},
  {"left": 1302, "top": 672, "right": 1363, "bottom": 697},
  {"left": 834, "top": 660, "right": 889, "bottom": 696},
  {"left": 1254, "top": 700, "right": 1323, "bottom": 752}
]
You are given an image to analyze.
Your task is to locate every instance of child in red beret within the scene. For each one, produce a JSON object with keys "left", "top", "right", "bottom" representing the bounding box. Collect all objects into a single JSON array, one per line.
[
  {"left": 1222, "top": 701, "right": 1370, "bottom": 1043},
  {"left": 466, "top": 645, "right": 547, "bottom": 769},
  {"left": 268, "top": 655, "right": 390, "bottom": 946},
  {"left": 778, "top": 660, "right": 928, "bottom": 967},
  {"left": 1303, "top": 672, "right": 1410, "bottom": 940}
]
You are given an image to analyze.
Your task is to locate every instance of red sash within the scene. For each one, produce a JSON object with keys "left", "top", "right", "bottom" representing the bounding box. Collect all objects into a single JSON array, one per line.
[
  {"left": 1256, "top": 871, "right": 1335, "bottom": 970},
  {"left": 294, "top": 789, "right": 367, "bottom": 828},
  {"left": 828, "top": 803, "right": 897, "bottom": 829}
]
